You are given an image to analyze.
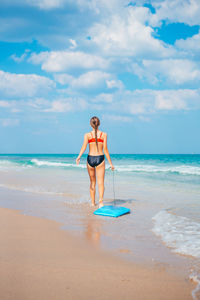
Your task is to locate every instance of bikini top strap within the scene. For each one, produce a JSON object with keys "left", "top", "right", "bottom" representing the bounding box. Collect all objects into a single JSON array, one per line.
[{"left": 90, "top": 131, "right": 103, "bottom": 139}]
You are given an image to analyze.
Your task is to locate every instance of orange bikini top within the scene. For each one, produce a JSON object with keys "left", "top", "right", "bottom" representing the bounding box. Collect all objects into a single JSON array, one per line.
[{"left": 88, "top": 131, "right": 104, "bottom": 143}]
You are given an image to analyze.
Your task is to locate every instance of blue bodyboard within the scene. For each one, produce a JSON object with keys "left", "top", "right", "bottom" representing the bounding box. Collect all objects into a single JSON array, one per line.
[{"left": 93, "top": 205, "right": 130, "bottom": 217}]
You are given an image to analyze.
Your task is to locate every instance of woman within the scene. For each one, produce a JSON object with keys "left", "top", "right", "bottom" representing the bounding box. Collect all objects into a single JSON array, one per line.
[{"left": 76, "top": 116, "right": 115, "bottom": 208}]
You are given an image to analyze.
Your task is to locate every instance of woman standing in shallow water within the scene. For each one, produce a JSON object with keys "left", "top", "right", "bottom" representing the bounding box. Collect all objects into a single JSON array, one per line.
[{"left": 76, "top": 116, "right": 115, "bottom": 208}]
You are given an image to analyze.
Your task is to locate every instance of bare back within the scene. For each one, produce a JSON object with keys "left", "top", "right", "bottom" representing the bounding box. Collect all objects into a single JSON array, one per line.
[{"left": 87, "top": 130, "right": 105, "bottom": 156}]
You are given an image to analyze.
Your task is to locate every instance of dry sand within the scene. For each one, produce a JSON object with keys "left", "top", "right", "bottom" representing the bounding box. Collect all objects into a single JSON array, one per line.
[{"left": 0, "top": 206, "right": 194, "bottom": 300}]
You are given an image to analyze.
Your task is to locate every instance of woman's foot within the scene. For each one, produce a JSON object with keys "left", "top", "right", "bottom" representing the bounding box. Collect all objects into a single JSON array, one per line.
[
  {"left": 99, "top": 200, "right": 104, "bottom": 208},
  {"left": 90, "top": 202, "right": 96, "bottom": 207}
]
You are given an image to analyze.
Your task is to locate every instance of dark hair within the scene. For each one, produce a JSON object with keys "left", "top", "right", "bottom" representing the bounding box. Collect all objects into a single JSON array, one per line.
[{"left": 90, "top": 116, "right": 100, "bottom": 152}]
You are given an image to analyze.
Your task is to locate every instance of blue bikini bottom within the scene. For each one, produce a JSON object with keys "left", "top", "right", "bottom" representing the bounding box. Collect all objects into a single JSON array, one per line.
[{"left": 87, "top": 155, "right": 105, "bottom": 168}]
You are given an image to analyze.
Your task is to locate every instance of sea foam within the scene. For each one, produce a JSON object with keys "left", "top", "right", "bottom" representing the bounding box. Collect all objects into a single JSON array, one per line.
[
  {"left": 31, "top": 159, "right": 86, "bottom": 168},
  {"left": 28, "top": 160, "right": 200, "bottom": 176},
  {"left": 190, "top": 273, "right": 200, "bottom": 300},
  {"left": 152, "top": 210, "right": 200, "bottom": 258},
  {"left": 116, "top": 164, "right": 200, "bottom": 176}
]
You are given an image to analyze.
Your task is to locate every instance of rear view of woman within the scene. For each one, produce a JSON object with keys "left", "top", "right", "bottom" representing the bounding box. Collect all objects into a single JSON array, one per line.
[{"left": 76, "top": 116, "right": 114, "bottom": 208}]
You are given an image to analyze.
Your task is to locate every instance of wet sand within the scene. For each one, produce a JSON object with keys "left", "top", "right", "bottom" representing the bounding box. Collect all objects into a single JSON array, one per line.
[{"left": 0, "top": 206, "right": 194, "bottom": 300}]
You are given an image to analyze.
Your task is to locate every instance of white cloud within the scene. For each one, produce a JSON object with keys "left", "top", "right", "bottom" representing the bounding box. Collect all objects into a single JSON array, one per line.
[
  {"left": 131, "top": 62, "right": 157, "bottom": 84},
  {"left": 0, "top": 100, "right": 10, "bottom": 107},
  {"left": 10, "top": 53, "right": 26, "bottom": 63},
  {"left": 53, "top": 74, "right": 73, "bottom": 85},
  {"left": 150, "top": 0, "right": 200, "bottom": 26},
  {"left": 44, "top": 100, "right": 72, "bottom": 112},
  {"left": 0, "top": 2, "right": 97, "bottom": 48},
  {"left": 0, "top": 0, "right": 65, "bottom": 9},
  {"left": 2, "top": 0, "right": 125, "bottom": 13},
  {"left": 71, "top": 71, "right": 110, "bottom": 89},
  {"left": 25, "top": 0, "right": 66, "bottom": 10},
  {"left": 10, "top": 49, "right": 30, "bottom": 63},
  {"left": 0, "top": 99, "right": 22, "bottom": 112},
  {"left": 102, "top": 88, "right": 200, "bottom": 115},
  {"left": 132, "top": 59, "right": 200, "bottom": 85},
  {"left": 0, "top": 98, "right": 48, "bottom": 113},
  {"left": 69, "top": 39, "right": 77, "bottom": 50},
  {"left": 102, "top": 114, "right": 133, "bottom": 122},
  {"left": 93, "top": 93, "right": 113, "bottom": 103},
  {"left": 134, "top": 89, "right": 200, "bottom": 112},
  {"left": 55, "top": 71, "right": 109, "bottom": 89},
  {"left": 0, "top": 70, "right": 55, "bottom": 97},
  {"left": 89, "top": 6, "right": 174, "bottom": 58},
  {"left": 176, "top": 31, "right": 200, "bottom": 55},
  {"left": 106, "top": 79, "right": 123, "bottom": 89},
  {"left": 0, "top": 96, "right": 88, "bottom": 113},
  {"left": 0, "top": 118, "right": 19, "bottom": 127},
  {"left": 75, "top": 0, "right": 126, "bottom": 14},
  {"left": 54, "top": 70, "right": 123, "bottom": 90},
  {"left": 44, "top": 97, "right": 87, "bottom": 112},
  {"left": 27, "top": 0, "right": 126, "bottom": 13},
  {"left": 29, "top": 51, "right": 109, "bottom": 72},
  {"left": 154, "top": 90, "right": 189, "bottom": 110},
  {"left": 27, "top": 97, "right": 50, "bottom": 109},
  {"left": 1, "top": 88, "right": 200, "bottom": 116}
]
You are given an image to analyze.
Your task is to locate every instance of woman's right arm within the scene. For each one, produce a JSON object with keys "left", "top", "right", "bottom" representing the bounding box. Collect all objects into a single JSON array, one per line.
[
  {"left": 103, "top": 133, "right": 115, "bottom": 171},
  {"left": 76, "top": 133, "right": 88, "bottom": 165}
]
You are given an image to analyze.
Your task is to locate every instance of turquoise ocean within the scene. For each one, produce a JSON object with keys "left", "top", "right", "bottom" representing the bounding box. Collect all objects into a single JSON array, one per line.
[{"left": 0, "top": 154, "right": 200, "bottom": 298}]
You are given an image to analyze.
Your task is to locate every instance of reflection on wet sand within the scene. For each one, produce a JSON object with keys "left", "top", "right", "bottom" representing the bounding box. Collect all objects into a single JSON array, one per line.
[
  {"left": 84, "top": 198, "right": 133, "bottom": 247},
  {"left": 84, "top": 213, "right": 104, "bottom": 246}
]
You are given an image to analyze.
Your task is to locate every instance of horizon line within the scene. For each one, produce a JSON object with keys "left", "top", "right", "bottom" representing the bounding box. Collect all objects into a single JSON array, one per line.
[{"left": 0, "top": 153, "right": 199, "bottom": 155}]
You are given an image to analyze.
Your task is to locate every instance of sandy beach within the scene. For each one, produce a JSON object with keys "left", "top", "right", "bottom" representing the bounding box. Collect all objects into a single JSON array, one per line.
[{"left": 0, "top": 206, "right": 194, "bottom": 300}]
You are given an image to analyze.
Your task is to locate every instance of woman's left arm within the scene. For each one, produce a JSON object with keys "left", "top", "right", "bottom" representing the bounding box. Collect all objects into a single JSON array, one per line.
[{"left": 76, "top": 134, "right": 88, "bottom": 165}]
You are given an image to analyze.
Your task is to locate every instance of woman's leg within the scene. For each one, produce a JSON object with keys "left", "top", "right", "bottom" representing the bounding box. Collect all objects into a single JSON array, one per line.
[
  {"left": 96, "top": 160, "right": 105, "bottom": 207},
  {"left": 87, "top": 163, "right": 96, "bottom": 206}
]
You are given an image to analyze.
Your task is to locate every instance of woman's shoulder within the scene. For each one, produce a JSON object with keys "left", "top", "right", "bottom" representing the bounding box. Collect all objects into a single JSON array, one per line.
[
  {"left": 84, "top": 132, "right": 91, "bottom": 138},
  {"left": 101, "top": 131, "right": 107, "bottom": 137}
]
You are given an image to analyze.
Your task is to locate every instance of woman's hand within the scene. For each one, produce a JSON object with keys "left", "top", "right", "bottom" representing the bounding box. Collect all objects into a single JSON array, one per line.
[
  {"left": 110, "top": 164, "right": 115, "bottom": 171},
  {"left": 76, "top": 157, "right": 80, "bottom": 165}
]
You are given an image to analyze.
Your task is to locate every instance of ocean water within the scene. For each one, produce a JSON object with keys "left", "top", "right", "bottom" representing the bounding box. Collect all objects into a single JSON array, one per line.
[{"left": 0, "top": 154, "right": 200, "bottom": 298}]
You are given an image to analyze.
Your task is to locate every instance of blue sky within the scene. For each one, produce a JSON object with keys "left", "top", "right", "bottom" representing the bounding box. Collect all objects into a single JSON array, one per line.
[{"left": 0, "top": 0, "right": 200, "bottom": 154}]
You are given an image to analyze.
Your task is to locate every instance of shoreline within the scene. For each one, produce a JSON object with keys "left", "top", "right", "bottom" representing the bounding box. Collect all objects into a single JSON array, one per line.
[{"left": 0, "top": 206, "right": 194, "bottom": 299}]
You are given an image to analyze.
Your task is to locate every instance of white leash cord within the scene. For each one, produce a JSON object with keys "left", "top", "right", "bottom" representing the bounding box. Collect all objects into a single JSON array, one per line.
[{"left": 112, "top": 169, "right": 116, "bottom": 206}]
